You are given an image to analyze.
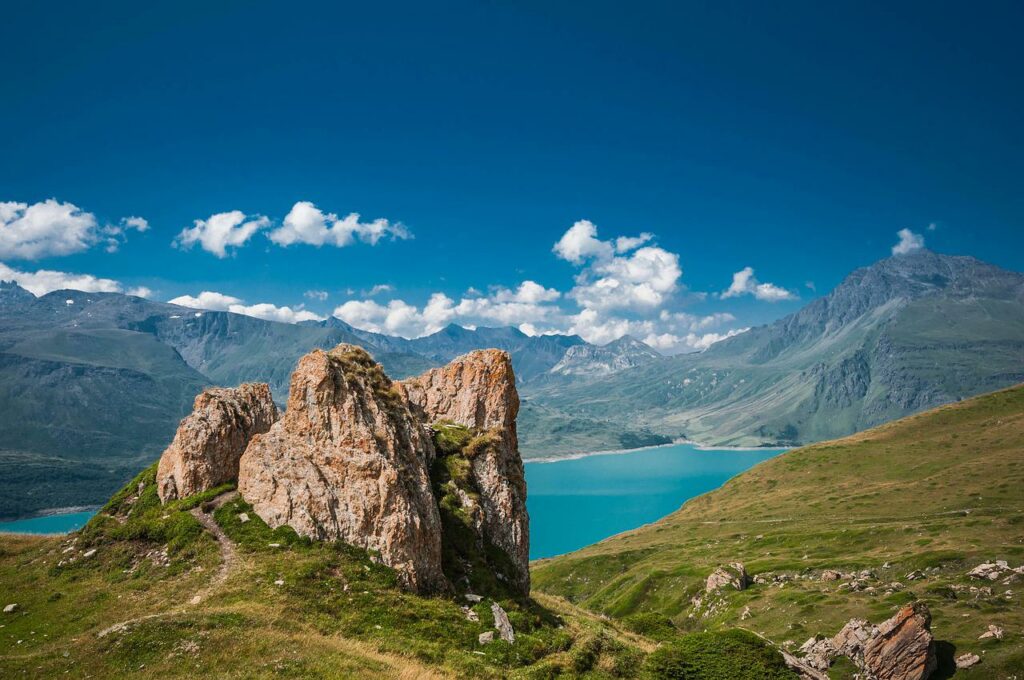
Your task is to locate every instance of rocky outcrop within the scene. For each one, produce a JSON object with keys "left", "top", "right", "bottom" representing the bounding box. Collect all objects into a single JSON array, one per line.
[
  {"left": 398, "top": 349, "right": 530, "bottom": 595},
  {"left": 798, "top": 602, "right": 937, "bottom": 680},
  {"left": 157, "top": 384, "right": 278, "bottom": 503},
  {"left": 705, "top": 563, "right": 749, "bottom": 592},
  {"left": 237, "top": 346, "right": 446, "bottom": 593}
]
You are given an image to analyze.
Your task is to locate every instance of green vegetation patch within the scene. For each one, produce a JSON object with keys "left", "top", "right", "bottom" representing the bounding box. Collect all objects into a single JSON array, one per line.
[{"left": 642, "top": 629, "right": 795, "bottom": 679}]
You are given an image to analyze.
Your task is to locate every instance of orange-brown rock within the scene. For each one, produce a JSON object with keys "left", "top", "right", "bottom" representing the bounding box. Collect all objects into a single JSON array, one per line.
[
  {"left": 237, "top": 346, "right": 446, "bottom": 593},
  {"left": 399, "top": 349, "right": 530, "bottom": 595},
  {"left": 862, "top": 602, "right": 937, "bottom": 680},
  {"left": 156, "top": 384, "right": 278, "bottom": 503}
]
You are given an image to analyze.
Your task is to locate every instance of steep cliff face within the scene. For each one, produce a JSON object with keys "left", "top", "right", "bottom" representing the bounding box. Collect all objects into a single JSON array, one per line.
[
  {"left": 156, "top": 383, "right": 278, "bottom": 503},
  {"left": 237, "top": 346, "right": 446, "bottom": 593},
  {"left": 399, "top": 349, "right": 530, "bottom": 595}
]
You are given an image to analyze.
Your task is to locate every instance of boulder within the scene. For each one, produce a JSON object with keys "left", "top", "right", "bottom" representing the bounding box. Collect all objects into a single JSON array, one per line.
[
  {"left": 955, "top": 653, "right": 980, "bottom": 669},
  {"left": 705, "top": 562, "right": 749, "bottom": 592},
  {"left": 491, "top": 602, "right": 515, "bottom": 642},
  {"left": 478, "top": 631, "right": 495, "bottom": 644},
  {"left": 157, "top": 384, "right": 278, "bottom": 503},
  {"left": 862, "top": 602, "right": 937, "bottom": 680},
  {"left": 398, "top": 349, "right": 529, "bottom": 595},
  {"left": 238, "top": 346, "right": 445, "bottom": 593},
  {"left": 798, "top": 603, "right": 936, "bottom": 680}
]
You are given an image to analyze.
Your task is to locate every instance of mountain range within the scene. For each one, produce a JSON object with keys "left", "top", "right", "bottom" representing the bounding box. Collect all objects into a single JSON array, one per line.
[{"left": 1, "top": 249, "right": 1022, "bottom": 518}]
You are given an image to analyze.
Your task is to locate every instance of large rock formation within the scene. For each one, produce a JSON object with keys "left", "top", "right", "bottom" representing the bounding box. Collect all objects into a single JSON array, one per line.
[
  {"left": 156, "top": 384, "right": 278, "bottom": 503},
  {"left": 398, "top": 349, "right": 530, "bottom": 594},
  {"left": 238, "top": 346, "right": 446, "bottom": 593},
  {"left": 798, "top": 602, "right": 937, "bottom": 680}
]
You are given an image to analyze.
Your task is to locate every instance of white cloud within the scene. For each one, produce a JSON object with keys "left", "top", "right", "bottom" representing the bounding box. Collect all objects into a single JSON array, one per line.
[
  {"left": 0, "top": 262, "right": 126, "bottom": 296},
  {"left": 304, "top": 289, "right": 329, "bottom": 301},
  {"left": 269, "top": 201, "right": 411, "bottom": 249},
  {"left": 491, "top": 280, "right": 560, "bottom": 304},
  {"left": 892, "top": 228, "right": 925, "bottom": 255},
  {"left": 0, "top": 199, "right": 99, "bottom": 260},
  {"left": 366, "top": 284, "right": 394, "bottom": 296},
  {"left": 0, "top": 199, "right": 150, "bottom": 259},
  {"left": 721, "top": 267, "right": 797, "bottom": 301},
  {"left": 927, "top": 222, "right": 938, "bottom": 232},
  {"left": 169, "top": 290, "right": 323, "bottom": 324},
  {"left": 168, "top": 290, "right": 243, "bottom": 310},
  {"left": 126, "top": 286, "right": 153, "bottom": 298},
  {"left": 614, "top": 233, "right": 653, "bottom": 253},
  {"left": 552, "top": 220, "right": 614, "bottom": 264},
  {"left": 572, "top": 246, "right": 682, "bottom": 311},
  {"left": 175, "top": 210, "right": 270, "bottom": 258}
]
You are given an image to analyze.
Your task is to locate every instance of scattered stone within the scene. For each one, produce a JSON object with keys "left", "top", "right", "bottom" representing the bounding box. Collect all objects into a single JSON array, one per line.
[
  {"left": 3, "top": 604, "right": 17, "bottom": 614},
  {"left": 82, "top": 549, "right": 97, "bottom": 558},
  {"left": 979, "top": 624, "right": 1004, "bottom": 640},
  {"left": 478, "top": 631, "right": 494, "bottom": 644},
  {"left": 820, "top": 569, "right": 843, "bottom": 582},
  {"left": 705, "top": 562, "right": 749, "bottom": 592},
  {"left": 741, "top": 606, "right": 751, "bottom": 620},
  {"left": 955, "top": 653, "right": 981, "bottom": 669},
  {"left": 491, "top": 602, "right": 515, "bottom": 643},
  {"left": 273, "top": 579, "right": 284, "bottom": 586},
  {"left": 189, "top": 595, "right": 201, "bottom": 605},
  {"left": 238, "top": 513, "right": 250, "bottom": 523},
  {"left": 268, "top": 543, "right": 281, "bottom": 548},
  {"left": 464, "top": 593, "right": 483, "bottom": 603},
  {"left": 461, "top": 606, "right": 479, "bottom": 622},
  {"left": 905, "top": 570, "right": 924, "bottom": 581}
]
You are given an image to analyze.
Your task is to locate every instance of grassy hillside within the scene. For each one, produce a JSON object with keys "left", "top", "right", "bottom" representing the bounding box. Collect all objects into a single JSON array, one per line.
[
  {"left": 533, "top": 384, "right": 1024, "bottom": 677},
  {"left": 0, "top": 466, "right": 796, "bottom": 679}
]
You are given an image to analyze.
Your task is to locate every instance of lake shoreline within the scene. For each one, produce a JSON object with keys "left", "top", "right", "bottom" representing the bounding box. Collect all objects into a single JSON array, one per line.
[{"left": 524, "top": 438, "right": 789, "bottom": 464}]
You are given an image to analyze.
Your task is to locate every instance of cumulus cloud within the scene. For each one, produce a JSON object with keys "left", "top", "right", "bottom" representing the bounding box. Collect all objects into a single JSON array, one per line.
[
  {"left": 0, "top": 262, "right": 128, "bottom": 296},
  {"left": 892, "top": 228, "right": 925, "bottom": 255},
  {"left": 721, "top": 267, "right": 797, "bottom": 301},
  {"left": 269, "top": 201, "right": 411, "bottom": 249},
  {"left": 0, "top": 199, "right": 151, "bottom": 259},
  {"left": 332, "top": 280, "right": 563, "bottom": 338},
  {"left": 0, "top": 199, "right": 95, "bottom": 259},
  {"left": 168, "top": 290, "right": 323, "bottom": 324},
  {"left": 552, "top": 220, "right": 615, "bottom": 264},
  {"left": 304, "top": 289, "right": 329, "bottom": 301},
  {"left": 174, "top": 210, "right": 270, "bottom": 258},
  {"left": 366, "top": 284, "right": 394, "bottom": 296}
]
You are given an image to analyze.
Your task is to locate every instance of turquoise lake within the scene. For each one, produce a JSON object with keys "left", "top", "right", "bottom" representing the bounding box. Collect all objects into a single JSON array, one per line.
[
  {"left": 0, "top": 443, "right": 784, "bottom": 560},
  {"left": 524, "top": 443, "right": 783, "bottom": 559}
]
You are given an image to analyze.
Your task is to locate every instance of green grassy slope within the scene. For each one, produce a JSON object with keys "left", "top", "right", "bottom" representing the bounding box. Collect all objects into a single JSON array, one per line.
[
  {"left": 532, "top": 384, "right": 1024, "bottom": 677},
  {"left": 0, "top": 467, "right": 796, "bottom": 679}
]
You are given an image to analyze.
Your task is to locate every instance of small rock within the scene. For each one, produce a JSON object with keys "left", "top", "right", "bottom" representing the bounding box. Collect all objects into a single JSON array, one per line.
[
  {"left": 905, "top": 570, "right": 924, "bottom": 580},
  {"left": 491, "top": 602, "right": 515, "bottom": 643},
  {"left": 238, "top": 513, "right": 250, "bottom": 523},
  {"left": 978, "top": 624, "right": 1003, "bottom": 640},
  {"left": 274, "top": 579, "right": 284, "bottom": 586},
  {"left": 741, "top": 605, "right": 751, "bottom": 620},
  {"left": 464, "top": 593, "right": 483, "bottom": 603},
  {"left": 461, "top": 606, "right": 479, "bottom": 622},
  {"left": 820, "top": 569, "right": 843, "bottom": 582},
  {"left": 268, "top": 543, "right": 281, "bottom": 548},
  {"left": 82, "top": 549, "right": 97, "bottom": 558},
  {"left": 189, "top": 595, "right": 202, "bottom": 605},
  {"left": 705, "top": 562, "right": 749, "bottom": 592},
  {"left": 955, "top": 653, "right": 981, "bottom": 669},
  {"left": 478, "top": 631, "right": 495, "bottom": 644},
  {"left": 3, "top": 604, "right": 18, "bottom": 614}
]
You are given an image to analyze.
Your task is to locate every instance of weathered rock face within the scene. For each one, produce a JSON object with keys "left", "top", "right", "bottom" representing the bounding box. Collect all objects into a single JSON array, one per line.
[
  {"left": 797, "top": 602, "right": 937, "bottom": 680},
  {"left": 156, "top": 384, "right": 278, "bottom": 503},
  {"left": 398, "top": 349, "right": 530, "bottom": 595},
  {"left": 862, "top": 603, "right": 937, "bottom": 680},
  {"left": 238, "top": 346, "right": 446, "bottom": 593}
]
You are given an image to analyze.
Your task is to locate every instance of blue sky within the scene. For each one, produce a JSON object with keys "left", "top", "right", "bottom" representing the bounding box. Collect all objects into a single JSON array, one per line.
[{"left": 1, "top": 1, "right": 1022, "bottom": 351}]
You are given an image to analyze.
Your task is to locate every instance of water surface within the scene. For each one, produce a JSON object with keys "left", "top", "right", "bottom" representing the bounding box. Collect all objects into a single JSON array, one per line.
[
  {"left": 0, "top": 510, "right": 97, "bottom": 535},
  {"left": 0, "top": 444, "right": 784, "bottom": 561},
  {"left": 524, "top": 443, "right": 783, "bottom": 559}
]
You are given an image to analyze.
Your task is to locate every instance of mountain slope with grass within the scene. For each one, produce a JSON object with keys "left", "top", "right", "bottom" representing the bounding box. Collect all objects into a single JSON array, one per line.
[
  {"left": 529, "top": 251, "right": 1024, "bottom": 448},
  {"left": 532, "top": 383, "right": 1024, "bottom": 677}
]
